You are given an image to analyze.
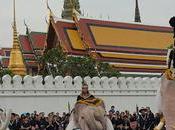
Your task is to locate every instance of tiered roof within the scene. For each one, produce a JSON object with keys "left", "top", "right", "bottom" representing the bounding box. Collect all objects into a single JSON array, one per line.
[
  {"left": 0, "top": 48, "right": 11, "bottom": 68},
  {"left": 47, "top": 16, "right": 173, "bottom": 74},
  {"left": 19, "top": 32, "right": 46, "bottom": 69},
  {"left": 0, "top": 32, "right": 46, "bottom": 73}
]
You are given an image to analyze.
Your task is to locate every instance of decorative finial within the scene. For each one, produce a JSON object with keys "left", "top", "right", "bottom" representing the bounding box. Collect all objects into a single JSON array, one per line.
[
  {"left": 13, "top": 0, "right": 16, "bottom": 27},
  {"left": 45, "top": 16, "right": 49, "bottom": 25},
  {"left": 24, "top": 20, "right": 29, "bottom": 34},
  {"left": 46, "top": 0, "right": 54, "bottom": 18},
  {"left": 135, "top": 0, "right": 141, "bottom": 23}
]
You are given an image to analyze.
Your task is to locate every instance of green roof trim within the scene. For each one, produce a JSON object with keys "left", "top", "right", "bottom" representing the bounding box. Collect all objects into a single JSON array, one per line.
[
  {"left": 120, "top": 73, "right": 161, "bottom": 78},
  {"left": 30, "top": 31, "right": 47, "bottom": 35}
]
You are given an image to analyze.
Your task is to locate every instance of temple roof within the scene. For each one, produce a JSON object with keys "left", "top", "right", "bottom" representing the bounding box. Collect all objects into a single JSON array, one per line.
[
  {"left": 76, "top": 18, "right": 172, "bottom": 54},
  {"left": 47, "top": 17, "right": 173, "bottom": 74},
  {"left": 19, "top": 35, "right": 33, "bottom": 53},
  {"left": 49, "top": 19, "right": 87, "bottom": 56},
  {"left": 0, "top": 32, "right": 46, "bottom": 70},
  {"left": 19, "top": 32, "right": 46, "bottom": 68},
  {"left": 29, "top": 32, "right": 46, "bottom": 50},
  {"left": 0, "top": 48, "right": 11, "bottom": 68},
  {"left": 0, "top": 48, "right": 11, "bottom": 57},
  {"left": 2, "top": 58, "right": 9, "bottom": 68}
]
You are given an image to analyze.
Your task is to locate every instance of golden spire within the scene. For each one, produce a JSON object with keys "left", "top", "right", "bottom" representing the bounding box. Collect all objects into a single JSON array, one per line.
[
  {"left": 8, "top": 0, "right": 26, "bottom": 76},
  {"left": 12, "top": 0, "right": 19, "bottom": 49}
]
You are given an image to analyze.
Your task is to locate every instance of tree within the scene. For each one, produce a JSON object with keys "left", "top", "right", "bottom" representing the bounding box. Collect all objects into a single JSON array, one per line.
[
  {"left": 39, "top": 46, "right": 66, "bottom": 77},
  {"left": 64, "top": 56, "right": 98, "bottom": 77},
  {"left": 96, "top": 62, "right": 121, "bottom": 77},
  {"left": 40, "top": 47, "right": 120, "bottom": 77},
  {"left": 0, "top": 64, "right": 13, "bottom": 78}
]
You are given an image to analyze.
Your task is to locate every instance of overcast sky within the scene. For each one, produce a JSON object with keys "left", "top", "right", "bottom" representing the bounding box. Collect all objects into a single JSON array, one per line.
[{"left": 0, "top": 0, "right": 174, "bottom": 47}]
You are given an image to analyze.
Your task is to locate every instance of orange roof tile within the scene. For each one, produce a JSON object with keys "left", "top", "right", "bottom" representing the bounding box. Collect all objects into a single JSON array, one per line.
[
  {"left": 30, "top": 32, "right": 46, "bottom": 50},
  {"left": 19, "top": 35, "right": 33, "bottom": 53},
  {"left": 18, "top": 32, "right": 46, "bottom": 69}
]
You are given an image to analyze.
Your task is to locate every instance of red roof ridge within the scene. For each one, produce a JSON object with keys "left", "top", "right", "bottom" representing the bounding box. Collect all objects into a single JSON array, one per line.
[
  {"left": 54, "top": 17, "right": 74, "bottom": 23},
  {"left": 78, "top": 17, "right": 172, "bottom": 30}
]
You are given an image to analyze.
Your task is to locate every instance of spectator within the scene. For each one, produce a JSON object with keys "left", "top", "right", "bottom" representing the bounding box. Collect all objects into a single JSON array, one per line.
[
  {"left": 122, "top": 115, "right": 131, "bottom": 130},
  {"left": 20, "top": 116, "right": 31, "bottom": 129},
  {"left": 109, "top": 106, "right": 116, "bottom": 114},
  {"left": 9, "top": 113, "right": 20, "bottom": 130},
  {"left": 115, "top": 114, "right": 123, "bottom": 130},
  {"left": 154, "top": 113, "right": 161, "bottom": 126},
  {"left": 6, "top": 106, "right": 162, "bottom": 130},
  {"left": 40, "top": 113, "right": 48, "bottom": 129},
  {"left": 34, "top": 111, "right": 37, "bottom": 116},
  {"left": 110, "top": 112, "right": 116, "bottom": 128},
  {"left": 62, "top": 113, "right": 70, "bottom": 129},
  {"left": 130, "top": 113, "right": 137, "bottom": 130},
  {"left": 46, "top": 120, "right": 54, "bottom": 130},
  {"left": 145, "top": 107, "right": 155, "bottom": 130},
  {"left": 53, "top": 115, "right": 60, "bottom": 130},
  {"left": 138, "top": 107, "right": 147, "bottom": 130}
]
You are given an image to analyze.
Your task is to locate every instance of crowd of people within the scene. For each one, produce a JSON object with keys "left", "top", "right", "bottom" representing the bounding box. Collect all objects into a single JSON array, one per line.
[
  {"left": 8, "top": 106, "right": 163, "bottom": 130},
  {"left": 8, "top": 111, "right": 70, "bottom": 130},
  {"left": 108, "top": 106, "right": 164, "bottom": 130}
]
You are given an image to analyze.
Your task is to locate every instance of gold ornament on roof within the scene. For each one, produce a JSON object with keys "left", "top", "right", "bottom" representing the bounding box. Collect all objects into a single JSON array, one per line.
[{"left": 8, "top": 0, "right": 26, "bottom": 76}]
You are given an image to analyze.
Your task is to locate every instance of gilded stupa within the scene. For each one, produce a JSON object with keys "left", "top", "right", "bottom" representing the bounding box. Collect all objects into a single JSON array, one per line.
[
  {"left": 8, "top": 0, "right": 26, "bottom": 76},
  {"left": 61, "top": 0, "right": 81, "bottom": 20}
]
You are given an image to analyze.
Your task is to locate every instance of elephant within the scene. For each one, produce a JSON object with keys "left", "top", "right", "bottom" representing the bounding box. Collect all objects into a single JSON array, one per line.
[
  {"left": 66, "top": 98, "right": 114, "bottom": 130},
  {"left": 0, "top": 109, "right": 11, "bottom": 130}
]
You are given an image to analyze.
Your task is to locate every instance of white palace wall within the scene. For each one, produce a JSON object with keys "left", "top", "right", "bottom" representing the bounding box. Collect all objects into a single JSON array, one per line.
[{"left": 0, "top": 75, "right": 161, "bottom": 114}]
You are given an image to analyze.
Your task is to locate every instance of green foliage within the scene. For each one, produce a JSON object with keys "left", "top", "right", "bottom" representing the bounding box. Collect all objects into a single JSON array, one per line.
[
  {"left": 64, "top": 56, "right": 98, "bottom": 77},
  {"left": 39, "top": 46, "right": 66, "bottom": 77},
  {"left": 40, "top": 47, "right": 120, "bottom": 77},
  {"left": 167, "top": 44, "right": 173, "bottom": 49},
  {"left": 96, "top": 62, "right": 121, "bottom": 77},
  {"left": 0, "top": 64, "right": 14, "bottom": 78}
]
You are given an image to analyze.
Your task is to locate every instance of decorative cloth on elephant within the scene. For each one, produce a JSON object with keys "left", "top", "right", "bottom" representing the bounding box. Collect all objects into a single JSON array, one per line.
[{"left": 165, "top": 69, "right": 175, "bottom": 80}]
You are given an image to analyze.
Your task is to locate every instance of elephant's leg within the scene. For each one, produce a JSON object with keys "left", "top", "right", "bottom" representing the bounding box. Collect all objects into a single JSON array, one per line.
[{"left": 94, "top": 107, "right": 107, "bottom": 130}]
